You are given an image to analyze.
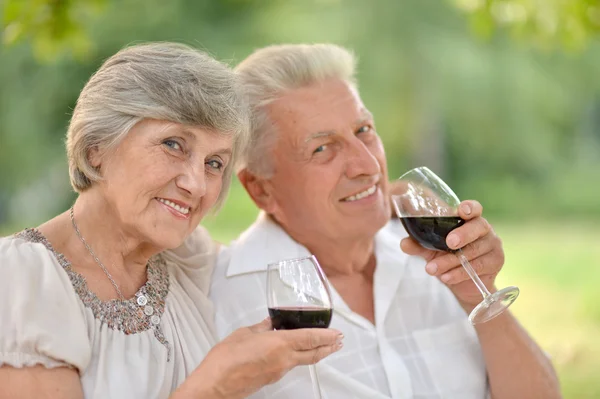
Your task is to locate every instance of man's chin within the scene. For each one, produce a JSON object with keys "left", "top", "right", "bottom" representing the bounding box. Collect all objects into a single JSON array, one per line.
[{"left": 346, "top": 212, "right": 389, "bottom": 237}]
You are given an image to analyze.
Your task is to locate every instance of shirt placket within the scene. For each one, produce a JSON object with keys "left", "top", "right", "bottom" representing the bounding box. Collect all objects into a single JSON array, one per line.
[{"left": 374, "top": 258, "right": 413, "bottom": 399}]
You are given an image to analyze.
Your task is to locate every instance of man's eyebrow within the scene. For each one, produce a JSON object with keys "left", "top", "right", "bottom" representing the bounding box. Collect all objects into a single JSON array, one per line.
[
  {"left": 302, "top": 110, "right": 373, "bottom": 144},
  {"left": 304, "top": 131, "right": 335, "bottom": 143},
  {"left": 356, "top": 109, "right": 374, "bottom": 124}
]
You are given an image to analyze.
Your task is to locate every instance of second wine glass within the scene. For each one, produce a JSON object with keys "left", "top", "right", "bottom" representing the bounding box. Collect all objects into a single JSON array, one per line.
[
  {"left": 267, "top": 255, "right": 333, "bottom": 399},
  {"left": 391, "top": 166, "right": 519, "bottom": 325}
]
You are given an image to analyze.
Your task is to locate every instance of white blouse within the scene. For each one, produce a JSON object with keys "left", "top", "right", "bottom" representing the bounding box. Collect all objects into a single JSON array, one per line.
[{"left": 0, "top": 227, "right": 218, "bottom": 399}]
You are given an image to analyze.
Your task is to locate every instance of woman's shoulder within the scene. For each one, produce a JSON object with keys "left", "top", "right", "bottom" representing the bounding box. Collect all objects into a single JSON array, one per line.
[
  {"left": 161, "top": 226, "right": 219, "bottom": 293},
  {"left": 0, "top": 229, "right": 61, "bottom": 269},
  {"left": 0, "top": 230, "right": 92, "bottom": 371},
  {"left": 0, "top": 228, "right": 79, "bottom": 300}
]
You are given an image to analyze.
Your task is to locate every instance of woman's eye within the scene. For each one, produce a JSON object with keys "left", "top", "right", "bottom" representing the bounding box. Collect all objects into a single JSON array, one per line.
[
  {"left": 313, "top": 144, "right": 328, "bottom": 154},
  {"left": 163, "top": 139, "right": 182, "bottom": 151},
  {"left": 207, "top": 159, "right": 224, "bottom": 171}
]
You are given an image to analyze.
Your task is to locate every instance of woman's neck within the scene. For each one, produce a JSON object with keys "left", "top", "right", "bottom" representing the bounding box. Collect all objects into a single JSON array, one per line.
[
  {"left": 72, "top": 192, "right": 158, "bottom": 274},
  {"left": 38, "top": 190, "right": 160, "bottom": 297}
]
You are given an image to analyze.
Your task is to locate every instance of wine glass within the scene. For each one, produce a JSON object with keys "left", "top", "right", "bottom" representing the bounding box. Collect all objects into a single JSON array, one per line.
[
  {"left": 391, "top": 166, "right": 519, "bottom": 324},
  {"left": 267, "top": 255, "right": 333, "bottom": 399}
]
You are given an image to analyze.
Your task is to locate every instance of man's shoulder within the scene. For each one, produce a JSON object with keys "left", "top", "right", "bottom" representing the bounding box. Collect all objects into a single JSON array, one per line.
[
  {"left": 210, "top": 232, "right": 274, "bottom": 337},
  {"left": 211, "top": 241, "right": 235, "bottom": 289},
  {"left": 213, "top": 212, "right": 311, "bottom": 280}
]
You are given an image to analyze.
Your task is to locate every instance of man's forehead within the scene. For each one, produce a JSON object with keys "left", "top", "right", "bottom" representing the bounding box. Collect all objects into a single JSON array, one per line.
[{"left": 269, "top": 85, "right": 371, "bottom": 139}]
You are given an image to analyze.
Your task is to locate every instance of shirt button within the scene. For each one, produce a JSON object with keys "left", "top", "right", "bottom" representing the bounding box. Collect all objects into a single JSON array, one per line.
[
  {"left": 137, "top": 295, "right": 148, "bottom": 306},
  {"left": 150, "top": 315, "right": 160, "bottom": 325},
  {"left": 144, "top": 305, "right": 154, "bottom": 316}
]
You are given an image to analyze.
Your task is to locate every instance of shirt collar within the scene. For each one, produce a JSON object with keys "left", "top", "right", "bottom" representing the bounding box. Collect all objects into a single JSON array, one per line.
[
  {"left": 226, "top": 212, "right": 311, "bottom": 277},
  {"left": 226, "top": 212, "right": 409, "bottom": 286}
]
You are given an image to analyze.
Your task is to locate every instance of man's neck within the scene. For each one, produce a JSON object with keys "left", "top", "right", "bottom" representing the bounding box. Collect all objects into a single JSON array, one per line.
[
  {"left": 266, "top": 214, "right": 379, "bottom": 323},
  {"left": 276, "top": 220, "right": 376, "bottom": 277},
  {"left": 310, "top": 237, "right": 375, "bottom": 278}
]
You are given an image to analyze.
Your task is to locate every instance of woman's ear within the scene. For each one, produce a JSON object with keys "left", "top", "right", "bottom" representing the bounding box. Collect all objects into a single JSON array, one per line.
[
  {"left": 237, "top": 168, "right": 277, "bottom": 214},
  {"left": 88, "top": 146, "right": 102, "bottom": 168}
]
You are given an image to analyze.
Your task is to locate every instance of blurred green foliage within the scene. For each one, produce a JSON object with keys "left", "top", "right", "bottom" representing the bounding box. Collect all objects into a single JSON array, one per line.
[
  {"left": 453, "top": 0, "right": 600, "bottom": 50},
  {"left": 2, "top": 0, "right": 105, "bottom": 61}
]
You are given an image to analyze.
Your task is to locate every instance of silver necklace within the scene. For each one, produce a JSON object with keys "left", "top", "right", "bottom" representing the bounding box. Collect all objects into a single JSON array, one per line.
[{"left": 70, "top": 206, "right": 126, "bottom": 301}]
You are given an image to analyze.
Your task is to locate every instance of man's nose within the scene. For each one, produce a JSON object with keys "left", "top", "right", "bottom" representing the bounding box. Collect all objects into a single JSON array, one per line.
[{"left": 344, "top": 139, "right": 381, "bottom": 179}]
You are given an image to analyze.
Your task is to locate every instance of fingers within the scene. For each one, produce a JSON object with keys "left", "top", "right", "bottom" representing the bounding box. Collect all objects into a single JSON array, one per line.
[
  {"left": 227, "top": 318, "right": 272, "bottom": 341},
  {"left": 293, "top": 341, "right": 343, "bottom": 366},
  {"left": 276, "top": 328, "right": 344, "bottom": 367},
  {"left": 400, "top": 237, "right": 437, "bottom": 261},
  {"left": 457, "top": 200, "right": 483, "bottom": 221},
  {"left": 439, "top": 255, "right": 502, "bottom": 285},
  {"left": 247, "top": 318, "right": 273, "bottom": 333},
  {"left": 282, "top": 328, "right": 343, "bottom": 351},
  {"left": 436, "top": 248, "right": 504, "bottom": 285},
  {"left": 425, "top": 232, "right": 499, "bottom": 276},
  {"left": 446, "top": 216, "right": 491, "bottom": 250}
]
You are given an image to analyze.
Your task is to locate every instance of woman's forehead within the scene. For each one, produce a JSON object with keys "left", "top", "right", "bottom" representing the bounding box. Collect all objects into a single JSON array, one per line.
[{"left": 128, "top": 119, "right": 234, "bottom": 152}]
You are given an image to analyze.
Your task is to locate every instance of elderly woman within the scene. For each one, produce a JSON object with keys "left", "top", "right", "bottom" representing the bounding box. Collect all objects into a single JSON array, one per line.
[{"left": 0, "top": 42, "right": 343, "bottom": 399}]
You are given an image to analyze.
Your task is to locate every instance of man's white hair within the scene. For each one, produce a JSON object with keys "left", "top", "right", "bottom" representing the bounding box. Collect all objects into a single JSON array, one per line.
[{"left": 235, "top": 43, "right": 357, "bottom": 177}]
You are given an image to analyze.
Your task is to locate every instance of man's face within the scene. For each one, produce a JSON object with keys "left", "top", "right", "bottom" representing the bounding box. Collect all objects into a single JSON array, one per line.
[{"left": 264, "top": 78, "right": 390, "bottom": 241}]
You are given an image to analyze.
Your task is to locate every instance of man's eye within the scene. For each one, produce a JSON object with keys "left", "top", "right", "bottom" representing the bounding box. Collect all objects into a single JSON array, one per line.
[
  {"left": 163, "top": 139, "right": 182, "bottom": 151},
  {"left": 313, "top": 144, "right": 328, "bottom": 154},
  {"left": 357, "top": 125, "right": 372, "bottom": 134}
]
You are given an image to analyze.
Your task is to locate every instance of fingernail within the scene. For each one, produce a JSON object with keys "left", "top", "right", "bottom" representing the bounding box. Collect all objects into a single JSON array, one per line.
[
  {"left": 426, "top": 262, "right": 438, "bottom": 275},
  {"left": 462, "top": 203, "right": 472, "bottom": 215},
  {"left": 336, "top": 341, "right": 344, "bottom": 349},
  {"left": 441, "top": 273, "right": 451, "bottom": 283},
  {"left": 447, "top": 234, "right": 459, "bottom": 248},
  {"left": 336, "top": 334, "right": 344, "bottom": 345}
]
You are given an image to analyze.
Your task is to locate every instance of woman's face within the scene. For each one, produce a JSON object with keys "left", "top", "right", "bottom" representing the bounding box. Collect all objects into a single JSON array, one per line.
[{"left": 91, "top": 119, "right": 232, "bottom": 249}]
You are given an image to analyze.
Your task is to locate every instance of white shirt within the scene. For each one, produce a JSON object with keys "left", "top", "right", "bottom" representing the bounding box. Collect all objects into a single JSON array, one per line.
[{"left": 210, "top": 213, "right": 489, "bottom": 399}]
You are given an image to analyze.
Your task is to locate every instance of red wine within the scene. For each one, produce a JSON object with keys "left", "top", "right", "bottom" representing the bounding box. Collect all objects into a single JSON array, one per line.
[
  {"left": 268, "top": 307, "right": 332, "bottom": 330},
  {"left": 400, "top": 216, "right": 465, "bottom": 252}
]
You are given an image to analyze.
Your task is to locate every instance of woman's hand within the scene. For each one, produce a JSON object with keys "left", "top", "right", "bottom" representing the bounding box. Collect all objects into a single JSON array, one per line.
[{"left": 173, "top": 318, "right": 344, "bottom": 399}]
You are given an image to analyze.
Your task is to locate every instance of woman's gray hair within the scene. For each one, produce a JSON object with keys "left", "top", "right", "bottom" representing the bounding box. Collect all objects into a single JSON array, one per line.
[
  {"left": 234, "top": 43, "right": 357, "bottom": 177},
  {"left": 66, "top": 41, "right": 250, "bottom": 209}
]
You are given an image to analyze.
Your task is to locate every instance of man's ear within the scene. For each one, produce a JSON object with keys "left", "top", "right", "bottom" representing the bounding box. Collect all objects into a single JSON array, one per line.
[{"left": 238, "top": 168, "right": 277, "bottom": 214}]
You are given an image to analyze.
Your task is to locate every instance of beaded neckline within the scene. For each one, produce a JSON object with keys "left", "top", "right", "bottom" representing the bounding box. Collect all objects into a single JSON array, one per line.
[{"left": 15, "top": 228, "right": 171, "bottom": 360}]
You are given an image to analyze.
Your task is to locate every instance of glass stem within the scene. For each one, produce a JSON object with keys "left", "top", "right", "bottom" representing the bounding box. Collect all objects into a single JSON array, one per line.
[
  {"left": 309, "top": 364, "right": 324, "bottom": 399},
  {"left": 456, "top": 249, "right": 492, "bottom": 299}
]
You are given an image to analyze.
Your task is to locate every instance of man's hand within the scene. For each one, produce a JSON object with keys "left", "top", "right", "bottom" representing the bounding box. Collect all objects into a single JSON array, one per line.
[{"left": 400, "top": 200, "right": 505, "bottom": 310}]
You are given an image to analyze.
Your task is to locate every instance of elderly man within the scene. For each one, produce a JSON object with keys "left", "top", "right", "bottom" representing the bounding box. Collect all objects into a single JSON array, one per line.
[{"left": 209, "top": 44, "right": 561, "bottom": 398}]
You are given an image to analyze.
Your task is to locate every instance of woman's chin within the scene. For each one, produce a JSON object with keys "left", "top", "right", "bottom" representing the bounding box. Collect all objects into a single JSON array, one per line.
[{"left": 146, "top": 230, "right": 189, "bottom": 251}]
